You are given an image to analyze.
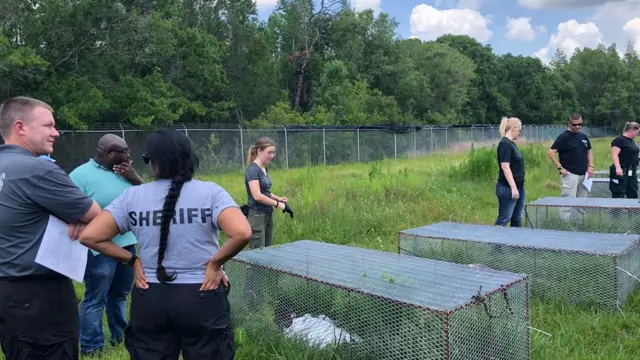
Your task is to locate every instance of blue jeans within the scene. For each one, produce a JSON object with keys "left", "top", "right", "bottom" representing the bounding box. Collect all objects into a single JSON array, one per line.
[
  {"left": 79, "top": 245, "right": 136, "bottom": 355},
  {"left": 495, "top": 182, "right": 525, "bottom": 227}
]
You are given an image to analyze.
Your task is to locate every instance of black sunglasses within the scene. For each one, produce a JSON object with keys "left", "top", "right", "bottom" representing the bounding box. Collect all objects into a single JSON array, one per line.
[
  {"left": 570, "top": 122, "right": 583, "bottom": 127},
  {"left": 142, "top": 154, "right": 151, "bottom": 164}
]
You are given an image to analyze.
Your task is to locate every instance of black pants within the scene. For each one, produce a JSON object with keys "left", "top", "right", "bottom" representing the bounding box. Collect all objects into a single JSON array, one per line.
[
  {"left": 609, "top": 164, "right": 639, "bottom": 199},
  {"left": 0, "top": 274, "right": 80, "bottom": 360},
  {"left": 125, "top": 283, "right": 235, "bottom": 360}
]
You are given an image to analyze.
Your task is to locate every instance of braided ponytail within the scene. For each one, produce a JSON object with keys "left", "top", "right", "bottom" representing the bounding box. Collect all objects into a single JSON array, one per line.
[
  {"left": 144, "top": 128, "right": 198, "bottom": 283},
  {"left": 156, "top": 173, "right": 187, "bottom": 283}
]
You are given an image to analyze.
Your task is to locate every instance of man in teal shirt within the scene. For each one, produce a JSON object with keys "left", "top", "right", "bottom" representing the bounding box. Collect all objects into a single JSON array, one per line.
[{"left": 69, "top": 134, "right": 143, "bottom": 356}]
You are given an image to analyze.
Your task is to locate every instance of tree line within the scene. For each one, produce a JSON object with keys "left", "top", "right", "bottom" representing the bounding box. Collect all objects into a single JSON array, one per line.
[{"left": 0, "top": 0, "right": 637, "bottom": 130}]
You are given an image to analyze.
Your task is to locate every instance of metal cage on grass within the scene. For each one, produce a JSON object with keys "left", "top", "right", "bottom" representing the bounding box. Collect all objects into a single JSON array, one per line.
[
  {"left": 588, "top": 178, "right": 640, "bottom": 198},
  {"left": 525, "top": 197, "right": 640, "bottom": 234},
  {"left": 398, "top": 222, "right": 640, "bottom": 311},
  {"left": 592, "top": 169, "right": 640, "bottom": 178},
  {"left": 225, "top": 240, "right": 531, "bottom": 360}
]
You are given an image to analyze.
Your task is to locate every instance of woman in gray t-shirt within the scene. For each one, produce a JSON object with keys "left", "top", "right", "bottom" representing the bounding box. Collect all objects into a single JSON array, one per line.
[
  {"left": 79, "top": 129, "right": 251, "bottom": 360},
  {"left": 244, "top": 136, "right": 288, "bottom": 249}
]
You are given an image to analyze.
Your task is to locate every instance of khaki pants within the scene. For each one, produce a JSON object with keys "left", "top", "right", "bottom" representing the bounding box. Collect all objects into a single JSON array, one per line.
[
  {"left": 560, "top": 171, "right": 588, "bottom": 221},
  {"left": 247, "top": 209, "right": 273, "bottom": 249}
]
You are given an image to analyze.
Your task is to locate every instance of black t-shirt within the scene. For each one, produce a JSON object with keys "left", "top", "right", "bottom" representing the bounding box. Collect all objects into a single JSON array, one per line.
[
  {"left": 611, "top": 135, "right": 639, "bottom": 167},
  {"left": 550, "top": 130, "right": 592, "bottom": 176},
  {"left": 497, "top": 137, "right": 525, "bottom": 187}
]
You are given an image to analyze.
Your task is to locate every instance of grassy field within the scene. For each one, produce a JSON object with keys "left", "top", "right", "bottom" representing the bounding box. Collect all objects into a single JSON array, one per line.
[{"left": 6, "top": 136, "right": 640, "bottom": 359}]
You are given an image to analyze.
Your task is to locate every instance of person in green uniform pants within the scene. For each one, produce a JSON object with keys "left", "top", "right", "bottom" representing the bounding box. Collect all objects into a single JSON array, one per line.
[{"left": 244, "top": 137, "right": 288, "bottom": 249}]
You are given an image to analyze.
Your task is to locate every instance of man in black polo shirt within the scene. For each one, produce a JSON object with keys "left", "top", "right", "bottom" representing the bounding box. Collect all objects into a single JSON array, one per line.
[
  {"left": 0, "top": 96, "right": 101, "bottom": 360},
  {"left": 547, "top": 113, "right": 594, "bottom": 219}
]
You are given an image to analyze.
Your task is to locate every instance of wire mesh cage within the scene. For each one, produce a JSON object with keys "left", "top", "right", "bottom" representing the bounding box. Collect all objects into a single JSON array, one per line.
[
  {"left": 590, "top": 178, "right": 611, "bottom": 198},
  {"left": 398, "top": 222, "right": 640, "bottom": 311},
  {"left": 225, "top": 240, "right": 531, "bottom": 360},
  {"left": 587, "top": 178, "right": 640, "bottom": 198},
  {"left": 525, "top": 196, "right": 640, "bottom": 234},
  {"left": 592, "top": 169, "right": 640, "bottom": 179}
]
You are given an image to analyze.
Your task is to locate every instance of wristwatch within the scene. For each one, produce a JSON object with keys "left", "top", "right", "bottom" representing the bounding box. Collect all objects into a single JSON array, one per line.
[{"left": 124, "top": 255, "right": 138, "bottom": 267}]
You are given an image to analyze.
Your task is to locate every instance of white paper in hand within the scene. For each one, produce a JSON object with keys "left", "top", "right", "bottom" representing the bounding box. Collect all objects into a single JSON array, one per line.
[
  {"left": 583, "top": 175, "right": 593, "bottom": 192},
  {"left": 35, "top": 215, "right": 88, "bottom": 283}
]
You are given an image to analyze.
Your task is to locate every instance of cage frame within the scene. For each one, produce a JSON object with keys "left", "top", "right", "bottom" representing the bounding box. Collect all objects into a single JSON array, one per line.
[
  {"left": 524, "top": 196, "right": 640, "bottom": 233},
  {"left": 397, "top": 221, "right": 640, "bottom": 310},
  {"left": 227, "top": 240, "right": 532, "bottom": 360}
]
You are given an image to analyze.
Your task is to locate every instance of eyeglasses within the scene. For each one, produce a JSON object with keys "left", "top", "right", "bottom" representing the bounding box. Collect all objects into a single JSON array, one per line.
[
  {"left": 570, "top": 122, "right": 583, "bottom": 127},
  {"left": 142, "top": 154, "right": 151, "bottom": 164}
]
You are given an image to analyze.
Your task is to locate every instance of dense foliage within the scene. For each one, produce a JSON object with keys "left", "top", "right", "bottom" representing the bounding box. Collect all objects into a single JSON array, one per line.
[{"left": 0, "top": 0, "right": 636, "bottom": 129}]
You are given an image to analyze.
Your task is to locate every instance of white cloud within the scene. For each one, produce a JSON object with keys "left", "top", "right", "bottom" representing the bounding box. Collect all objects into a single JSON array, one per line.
[
  {"left": 505, "top": 17, "right": 546, "bottom": 41},
  {"left": 623, "top": 17, "right": 640, "bottom": 52},
  {"left": 351, "top": 0, "right": 382, "bottom": 14},
  {"left": 533, "top": 47, "right": 549, "bottom": 60},
  {"left": 255, "top": 0, "right": 278, "bottom": 10},
  {"left": 591, "top": 0, "right": 640, "bottom": 54},
  {"left": 534, "top": 20, "right": 603, "bottom": 62},
  {"left": 457, "top": 0, "right": 483, "bottom": 10},
  {"left": 518, "top": 0, "right": 625, "bottom": 9},
  {"left": 409, "top": 4, "right": 492, "bottom": 42}
]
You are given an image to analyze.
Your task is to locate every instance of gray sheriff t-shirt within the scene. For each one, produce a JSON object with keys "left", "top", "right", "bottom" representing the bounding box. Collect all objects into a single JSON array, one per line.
[
  {"left": 0, "top": 145, "right": 94, "bottom": 277},
  {"left": 106, "top": 179, "right": 238, "bottom": 284}
]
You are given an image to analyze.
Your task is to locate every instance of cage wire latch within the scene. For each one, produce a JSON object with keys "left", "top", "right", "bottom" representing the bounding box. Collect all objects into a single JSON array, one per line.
[{"left": 471, "top": 285, "right": 513, "bottom": 319}]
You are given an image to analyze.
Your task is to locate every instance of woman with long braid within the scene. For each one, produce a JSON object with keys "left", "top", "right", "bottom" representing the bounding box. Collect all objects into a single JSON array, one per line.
[{"left": 79, "top": 129, "right": 252, "bottom": 359}]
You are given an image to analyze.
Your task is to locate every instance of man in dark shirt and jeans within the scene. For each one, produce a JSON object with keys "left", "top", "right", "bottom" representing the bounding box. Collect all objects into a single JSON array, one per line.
[
  {"left": 0, "top": 96, "right": 101, "bottom": 360},
  {"left": 547, "top": 113, "right": 594, "bottom": 220}
]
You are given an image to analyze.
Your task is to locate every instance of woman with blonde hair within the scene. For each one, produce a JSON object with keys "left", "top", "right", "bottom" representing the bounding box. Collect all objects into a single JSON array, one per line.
[
  {"left": 495, "top": 117, "right": 525, "bottom": 227},
  {"left": 609, "top": 121, "right": 640, "bottom": 198},
  {"left": 244, "top": 136, "right": 288, "bottom": 249}
]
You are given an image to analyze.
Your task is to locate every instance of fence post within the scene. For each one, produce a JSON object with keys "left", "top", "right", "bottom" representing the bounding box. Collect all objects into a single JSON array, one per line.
[
  {"left": 413, "top": 127, "right": 417, "bottom": 156},
  {"left": 182, "top": 124, "right": 189, "bottom": 138},
  {"left": 357, "top": 126, "right": 360, "bottom": 162},
  {"left": 394, "top": 133, "right": 397, "bottom": 159},
  {"left": 119, "top": 124, "right": 125, "bottom": 140},
  {"left": 323, "top": 127, "right": 326, "bottom": 165},
  {"left": 282, "top": 125, "right": 289, "bottom": 169},
  {"left": 445, "top": 127, "right": 448, "bottom": 149},
  {"left": 471, "top": 126, "right": 474, "bottom": 146},
  {"left": 430, "top": 127, "right": 433, "bottom": 153},
  {"left": 238, "top": 124, "right": 244, "bottom": 169}
]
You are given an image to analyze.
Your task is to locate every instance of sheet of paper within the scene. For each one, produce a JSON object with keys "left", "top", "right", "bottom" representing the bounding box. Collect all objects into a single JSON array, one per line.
[
  {"left": 35, "top": 215, "right": 88, "bottom": 283},
  {"left": 583, "top": 175, "right": 593, "bottom": 192}
]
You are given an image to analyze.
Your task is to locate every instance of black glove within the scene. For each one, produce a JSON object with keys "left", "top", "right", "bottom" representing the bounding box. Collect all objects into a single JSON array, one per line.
[{"left": 282, "top": 203, "right": 294, "bottom": 218}]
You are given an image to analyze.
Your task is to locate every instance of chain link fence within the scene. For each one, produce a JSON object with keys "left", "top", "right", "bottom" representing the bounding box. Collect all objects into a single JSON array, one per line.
[
  {"left": 397, "top": 222, "right": 640, "bottom": 311},
  {"left": 225, "top": 240, "right": 531, "bottom": 360},
  {"left": 0, "top": 124, "right": 616, "bottom": 175}
]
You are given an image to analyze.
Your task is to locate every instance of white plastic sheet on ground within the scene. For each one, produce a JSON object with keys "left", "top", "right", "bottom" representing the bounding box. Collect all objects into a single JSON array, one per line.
[{"left": 284, "top": 314, "right": 360, "bottom": 348}]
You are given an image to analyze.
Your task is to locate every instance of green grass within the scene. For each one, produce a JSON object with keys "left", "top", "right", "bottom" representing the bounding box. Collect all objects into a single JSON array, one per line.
[{"left": 6, "top": 137, "right": 640, "bottom": 359}]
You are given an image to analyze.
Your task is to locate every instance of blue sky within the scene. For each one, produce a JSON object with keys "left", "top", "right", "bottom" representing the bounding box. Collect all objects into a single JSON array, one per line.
[{"left": 255, "top": 0, "right": 640, "bottom": 62}]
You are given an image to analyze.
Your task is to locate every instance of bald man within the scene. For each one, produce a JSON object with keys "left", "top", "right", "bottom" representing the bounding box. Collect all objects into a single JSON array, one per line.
[{"left": 69, "top": 134, "right": 143, "bottom": 356}]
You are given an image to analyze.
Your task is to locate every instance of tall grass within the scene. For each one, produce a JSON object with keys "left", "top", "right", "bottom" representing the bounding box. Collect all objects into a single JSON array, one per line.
[
  {"left": 3, "top": 137, "right": 636, "bottom": 360},
  {"left": 450, "top": 141, "right": 550, "bottom": 182}
]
